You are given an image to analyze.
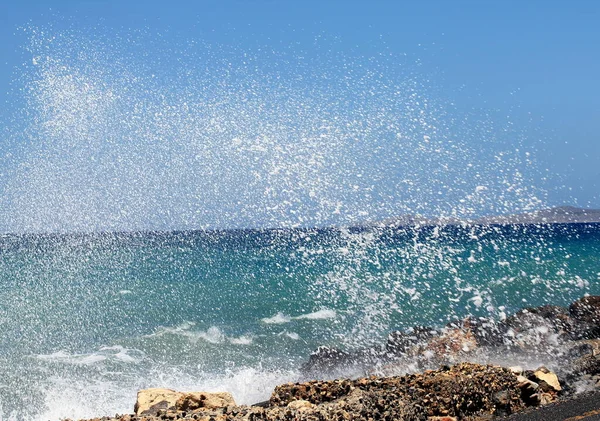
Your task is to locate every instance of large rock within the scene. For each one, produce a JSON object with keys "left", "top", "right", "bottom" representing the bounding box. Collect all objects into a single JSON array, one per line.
[
  {"left": 176, "top": 391, "right": 236, "bottom": 411},
  {"left": 570, "top": 296, "right": 600, "bottom": 324},
  {"left": 386, "top": 326, "right": 438, "bottom": 356},
  {"left": 501, "top": 305, "right": 575, "bottom": 349},
  {"left": 134, "top": 388, "right": 181, "bottom": 416},
  {"left": 272, "top": 363, "right": 526, "bottom": 419},
  {"left": 134, "top": 388, "right": 235, "bottom": 416}
]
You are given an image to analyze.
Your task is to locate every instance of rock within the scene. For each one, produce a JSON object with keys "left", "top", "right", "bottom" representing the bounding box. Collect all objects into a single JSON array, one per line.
[
  {"left": 569, "top": 296, "right": 600, "bottom": 339},
  {"left": 387, "top": 326, "right": 438, "bottom": 355},
  {"left": 424, "top": 326, "right": 478, "bottom": 360},
  {"left": 509, "top": 366, "right": 524, "bottom": 374},
  {"left": 502, "top": 305, "right": 575, "bottom": 348},
  {"left": 134, "top": 388, "right": 181, "bottom": 416},
  {"left": 301, "top": 346, "right": 351, "bottom": 376},
  {"left": 446, "top": 317, "right": 505, "bottom": 347},
  {"left": 286, "top": 399, "right": 314, "bottom": 410},
  {"left": 533, "top": 367, "right": 561, "bottom": 391},
  {"left": 176, "top": 391, "right": 236, "bottom": 411},
  {"left": 272, "top": 362, "right": 526, "bottom": 419},
  {"left": 133, "top": 388, "right": 235, "bottom": 416},
  {"left": 570, "top": 296, "right": 600, "bottom": 324}
]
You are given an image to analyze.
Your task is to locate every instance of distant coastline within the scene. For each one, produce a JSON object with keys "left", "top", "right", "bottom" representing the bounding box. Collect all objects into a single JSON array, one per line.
[
  {"left": 1, "top": 206, "right": 600, "bottom": 238},
  {"left": 362, "top": 206, "right": 600, "bottom": 229}
]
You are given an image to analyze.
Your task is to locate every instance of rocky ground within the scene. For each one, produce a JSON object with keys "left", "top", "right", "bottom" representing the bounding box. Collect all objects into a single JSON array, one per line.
[{"left": 65, "top": 296, "right": 600, "bottom": 421}]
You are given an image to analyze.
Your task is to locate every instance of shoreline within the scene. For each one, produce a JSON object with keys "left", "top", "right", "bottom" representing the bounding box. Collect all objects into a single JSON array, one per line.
[{"left": 62, "top": 295, "right": 600, "bottom": 421}]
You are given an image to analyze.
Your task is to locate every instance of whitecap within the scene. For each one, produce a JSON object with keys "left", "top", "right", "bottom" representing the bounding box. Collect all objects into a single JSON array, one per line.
[
  {"left": 261, "top": 312, "right": 291, "bottom": 324},
  {"left": 294, "top": 309, "right": 336, "bottom": 320},
  {"left": 285, "top": 332, "right": 300, "bottom": 340},
  {"left": 229, "top": 335, "right": 253, "bottom": 345}
]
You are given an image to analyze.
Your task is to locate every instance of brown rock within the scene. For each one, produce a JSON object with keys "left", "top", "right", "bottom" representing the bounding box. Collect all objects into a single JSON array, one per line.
[
  {"left": 133, "top": 388, "right": 236, "bottom": 416},
  {"left": 176, "top": 391, "right": 236, "bottom": 411},
  {"left": 134, "top": 388, "right": 181, "bottom": 416}
]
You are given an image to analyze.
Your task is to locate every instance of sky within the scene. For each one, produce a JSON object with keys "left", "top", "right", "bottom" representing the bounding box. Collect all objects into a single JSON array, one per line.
[{"left": 0, "top": 0, "right": 599, "bottom": 232}]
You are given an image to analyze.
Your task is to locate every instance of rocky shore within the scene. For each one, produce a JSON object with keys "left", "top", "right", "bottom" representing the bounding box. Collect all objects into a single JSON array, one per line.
[{"left": 64, "top": 296, "right": 600, "bottom": 421}]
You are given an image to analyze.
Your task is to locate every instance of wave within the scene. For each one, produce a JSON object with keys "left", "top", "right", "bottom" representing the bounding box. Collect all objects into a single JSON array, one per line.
[
  {"left": 261, "top": 309, "right": 336, "bottom": 324},
  {"left": 36, "top": 345, "right": 144, "bottom": 366},
  {"left": 35, "top": 366, "right": 298, "bottom": 421},
  {"left": 144, "top": 323, "right": 254, "bottom": 345}
]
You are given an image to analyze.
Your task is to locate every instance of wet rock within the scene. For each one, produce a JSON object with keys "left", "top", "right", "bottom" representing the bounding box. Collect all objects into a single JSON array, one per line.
[
  {"left": 569, "top": 296, "right": 600, "bottom": 339},
  {"left": 301, "top": 346, "right": 351, "bottom": 377},
  {"left": 446, "top": 317, "right": 506, "bottom": 348},
  {"left": 570, "top": 340, "right": 600, "bottom": 376},
  {"left": 387, "top": 326, "right": 438, "bottom": 355},
  {"left": 272, "top": 362, "right": 526, "bottom": 419},
  {"left": 570, "top": 296, "right": 600, "bottom": 324},
  {"left": 423, "top": 326, "right": 478, "bottom": 361},
  {"left": 502, "top": 305, "right": 574, "bottom": 348}
]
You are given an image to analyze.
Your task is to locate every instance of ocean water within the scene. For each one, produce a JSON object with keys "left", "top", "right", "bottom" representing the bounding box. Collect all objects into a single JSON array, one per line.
[{"left": 1, "top": 223, "right": 599, "bottom": 420}]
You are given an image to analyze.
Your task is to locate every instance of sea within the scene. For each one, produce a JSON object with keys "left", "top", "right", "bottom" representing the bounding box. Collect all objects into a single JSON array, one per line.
[{"left": 1, "top": 222, "right": 599, "bottom": 420}]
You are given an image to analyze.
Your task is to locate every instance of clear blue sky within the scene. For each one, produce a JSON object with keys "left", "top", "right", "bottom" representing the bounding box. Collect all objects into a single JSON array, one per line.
[{"left": 0, "top": 0, "right": 599, "bottom": 232}]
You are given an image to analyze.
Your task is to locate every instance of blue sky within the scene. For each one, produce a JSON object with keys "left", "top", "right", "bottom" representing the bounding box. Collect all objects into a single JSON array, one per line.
[{"left": 0, "top": 0, "right": 599, "bottom": 231}]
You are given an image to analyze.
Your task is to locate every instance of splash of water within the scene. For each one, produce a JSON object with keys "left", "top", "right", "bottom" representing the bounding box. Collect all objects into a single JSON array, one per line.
[{"left": 0, "top": 25, "right": 544, "bottom": 233}]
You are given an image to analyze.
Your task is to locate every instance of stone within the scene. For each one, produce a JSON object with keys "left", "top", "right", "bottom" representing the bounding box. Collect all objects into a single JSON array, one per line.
[
  {"left": 134, "top": 388, "right": 236, "bottom": 416},
  {"left": 424, "top": 326, "right": 478, "bottom": 359},
  {"left": 569, "top": 296, "right": 600, "bottom": 339},
  {"left": 569, "top": 296, "right": 600, "bottom": 324},
  {"left": 176, "top": 391, "right": 236, "bottom": 411},
  {"left": 533, "top": 367, "right": 561, "bottom": 391},
  {"left": 509, "top": 366, "right": 524, "bottom": 374},
  {"left": 286, "top": 399, "right": 314, "bottom": 410},
  {"left": 134, "top": 388, "right": 181, "bottom": 416},
  {"left": 387, "top": 326, "right": 437, "bottom": 355},
  {"left": 301, "top": 345, "right": 351, "bottom": 377}
]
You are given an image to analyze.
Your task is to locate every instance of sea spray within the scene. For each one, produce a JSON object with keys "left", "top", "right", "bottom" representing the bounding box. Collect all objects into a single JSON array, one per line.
[{"left": 1, "top": 25, "right": 543, "bottom": 233}]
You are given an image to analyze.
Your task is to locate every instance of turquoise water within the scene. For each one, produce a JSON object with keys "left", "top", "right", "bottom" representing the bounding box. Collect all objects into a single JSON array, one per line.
[{"left": 1, "top": 223, "right": 599, "bottom": 420}]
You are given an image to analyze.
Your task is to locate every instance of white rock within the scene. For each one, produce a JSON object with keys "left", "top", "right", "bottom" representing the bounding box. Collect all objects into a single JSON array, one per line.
[{"left": 534, "top": 367, "right": 562, "bottom": 391}]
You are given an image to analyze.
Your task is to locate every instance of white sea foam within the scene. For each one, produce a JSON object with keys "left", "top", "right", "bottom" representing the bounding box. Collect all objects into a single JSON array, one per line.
[
  {"left": 261, "top": 312, "right": 292, "bottom": 324},
  {"left": 35, "top": 366, "right": 298, "bottom": 421},
  {"left": 146, "top": 323, "right": 252, "bottom": 345},
  {"left": 36, "top": 346, "right": 144, "bottom": 366},
  {"left": 284, "top": 332, "right": 300, "bottom": 340},
  {"left": 262, "top": 309, "right": 336, "bottom": 324},
  {"left": 294, "top": 309, "right": 336, "bottom": 320}
]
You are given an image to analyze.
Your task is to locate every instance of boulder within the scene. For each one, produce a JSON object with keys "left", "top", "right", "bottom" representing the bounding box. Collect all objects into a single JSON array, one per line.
[
  {"left": 569, "top": 296, "right": 600, "bottom": 339},
  {"left": 301, "top": 346, "right": 351, "bottom": 377},
  {"left": 134, "top": 388, "right": 181, "bottom": 416},
  {"left": 134, "top": 388, "right": 235, "bottom": 416},
  {"left": 533, "top": 367, "right": 561, "bottom": 391},
  {"left": 386, "top": 326, "right": 438, "bottom": 356},
  {"left": 501, "top": 305, "right": 576, "bottom": 349},
  {"left": 569, "top": 296, "right": 600, "bottom": 324},
  {"left": 176, "top": 391, "right": 236, "bottom": 411},
  {"left": 424, "top": 326, "right": 478, "bottom": 360}
]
